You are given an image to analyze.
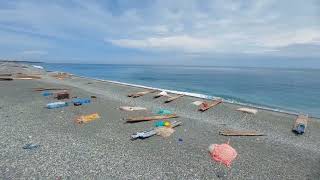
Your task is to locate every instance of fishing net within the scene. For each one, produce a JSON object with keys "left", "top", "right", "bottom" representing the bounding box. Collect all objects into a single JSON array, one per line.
[{"left": 209, "top": 142, "right": 237, "bottom": 167}]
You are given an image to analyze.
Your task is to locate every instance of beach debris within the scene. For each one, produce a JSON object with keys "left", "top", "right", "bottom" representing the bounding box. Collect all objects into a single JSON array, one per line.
[
  {"left": 90, "top": 95, "right": 97, "bottom": 99},
  {"left": 293, "top": 114, "right": 308, "bottom": 135},
  {"left": 0, "top": 77, "right": 13, "bottom": 81},
  {"left": 42, "top": 91, "right": 54, "bottom": 96},
  {"left": 13, "top": 77, "right": 35, "bottom": 80},
  {"left": 32, "top": 65, "right": 44, "bottom": 69},
  {"left": 199, "top": 99, "right": 223, "bottom": 112},
  {"left": 165, "top": 94, "right": 184, "bottom": 103},
  {"left": 55, "top": 92, "right": 70, "bottom": 100},
  {"left": 154, "top": 91, "right": 169, "bottom": 98},
  {"left": 215, "top": 171, "right": 226, "bottom": 178},
  {"left": 34, "top": 88, "right": 69, "bottom": 91},
  {"left": 156, "top": 127, "right": 175, "bottom": 138},
  {"left": 156, "top": 109, "right": 173, "bottom": 115},
  {"left": 126, "top": 114, "right": 178, "bottom": 123},
  {"left": 127, "top": 89, "right": 157, "bottom": 98},
  {"left": 15, "top": 74, "right": 42, "bottom": 79},
  {"left": 23, "top": 143, "right": 40, "bottom": 150},
  {"left": 46, "top": 102, "right": 68, "bottom": 109},
  {"left": 178, "top": 138, "right": 183, "bottom": 143},
  {"left": 192, "top": 101, "right": 204, "bottom": 106},
  {"left": 236, "top": 108, "right": 258, "bottom": 114},
  {"left": 50, "top": 72, "right": 72, "bottom": 80},
  {"left": 131, "top": 121, "right": 182, "bottom": 139},
  {"left": 219, "top": 129, "right": 265, "bottom": 136},
  {"left": 72, "top": 98, "right": 91, "bottom": 106},
  {"left": 208, "top": 141, "right": 237, "bottom": 167},
  {"left": 119, "top": 106, "right": 147, "bottom": 111},
  {"left": 73, "top": 102, "right": 81, "bottom": 106},
  {"left": 155, "top": 121, "right": 171, "bottom": 127},
  {"left": 75, "top": 113, "right": 100, "bottom": 124}
]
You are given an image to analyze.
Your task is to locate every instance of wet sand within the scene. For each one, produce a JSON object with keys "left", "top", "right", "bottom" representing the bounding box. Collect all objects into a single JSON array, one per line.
[{"left": 0, "top": 62, "right": 319, "bottom": 179}]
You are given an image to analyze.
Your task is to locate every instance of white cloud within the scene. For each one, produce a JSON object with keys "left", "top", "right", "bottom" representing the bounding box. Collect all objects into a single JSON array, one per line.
[
  {"left": 21, "top": 50, "right": 47, "bottom": 55},
  {"left": 108, "top": 35, "right": 215, "bottom": 52},
  {"left": 260, "top": 29, "right": 320, "bottom": 48}
]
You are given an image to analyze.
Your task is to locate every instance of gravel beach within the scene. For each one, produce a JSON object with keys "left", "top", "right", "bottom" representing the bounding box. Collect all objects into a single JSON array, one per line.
[{"left": 0, "top": 62, "right": 319, "bottom": 179}]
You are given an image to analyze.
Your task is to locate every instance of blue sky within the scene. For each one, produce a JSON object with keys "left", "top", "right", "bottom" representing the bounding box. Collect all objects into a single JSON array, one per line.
[{"left": 0, "top": 0, "right": 319, "bottom": 67}]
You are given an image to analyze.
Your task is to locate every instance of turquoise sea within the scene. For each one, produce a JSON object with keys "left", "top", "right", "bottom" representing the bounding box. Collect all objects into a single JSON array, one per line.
[{"left": 40, "top": 63, "right": 320, "bottom": 118}]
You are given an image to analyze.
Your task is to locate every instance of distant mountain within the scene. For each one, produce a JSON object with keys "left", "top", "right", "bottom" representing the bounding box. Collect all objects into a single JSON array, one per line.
[{"left": 0, "top": 59, "right": 42, "bottom": 63}]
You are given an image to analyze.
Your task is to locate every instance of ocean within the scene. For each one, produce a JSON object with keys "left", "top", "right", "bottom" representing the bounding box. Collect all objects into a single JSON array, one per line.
[{"left": 40, "top": 63, "right": 320, "bottom": 118}]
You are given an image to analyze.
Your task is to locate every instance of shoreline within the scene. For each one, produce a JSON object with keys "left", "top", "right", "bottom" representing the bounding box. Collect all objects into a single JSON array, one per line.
[{"left": 64, "top": 74, "right": 310, "bottom": 118}]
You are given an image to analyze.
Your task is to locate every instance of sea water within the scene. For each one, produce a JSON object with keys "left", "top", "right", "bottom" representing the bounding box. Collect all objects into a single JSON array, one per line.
[{"left": 40, "top": 63, "right": 320, "bottom": 118}]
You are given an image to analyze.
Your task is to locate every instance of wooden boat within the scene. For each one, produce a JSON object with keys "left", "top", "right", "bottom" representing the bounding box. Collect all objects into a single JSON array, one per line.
[
  {"left": 219, "top": 129, "right": 264, "bottom": 136},
  {"left": 126, "top": 114, "right": 178, "bottom": 123},
  {"left": 127, "top": 90, "right": 157, "bottom": 98},
  {"left": 292, "top": 115, "right": 308, "bottom": 135},
  {"left": 165, "top": 94, "right": 184, "bottom": 103},
  {"left": 198, "top": 99, "right": 223, "bottom": 112}
]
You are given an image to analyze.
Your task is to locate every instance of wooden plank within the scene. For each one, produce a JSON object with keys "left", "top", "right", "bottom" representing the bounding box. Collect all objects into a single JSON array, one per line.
[
  {"left": 219, "top": 129, "right": 265, "bottom": 136},
  {"left": 126, "top": 114, "right": 178, "bottom": 123},
  {"left": 154, "top": 91, "right": 169, "bottom": 98},
  {"left": 13, "top": 78, "right": 34, "bottom": 80},
  {"left": 153, "top": 94, "right": 163, "bottom": 98},
  {"left": 119, "top": 106, "right": 147, "bottom": 111},
  {"left": 0, "top": 74, "right": 12, "bottom": 76},
  {"left": 236, "top": 108, "right": 258, "bottom": 114},
  {"left": 0, "top": 77, "right": 13, "bottom": 81},
  {"left": 34, "top": 88, "right": 69, "bottom": 91},
  {"left": 15, "top": 74, "right": 42, "bottom": 79},
  {"left": 127, "top": 89, "right": 157, "bottom": 98},
  {"left": 198, "top": 99, "right": 223, "bottom": 112},
  {"left": 165, "top": 94, "right": 184, "bottom": 103}
]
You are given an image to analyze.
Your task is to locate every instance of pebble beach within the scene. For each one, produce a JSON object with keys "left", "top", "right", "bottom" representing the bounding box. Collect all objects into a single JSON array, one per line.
[{"left": 0, "top": 62, "right": 319, "bottom": 179}]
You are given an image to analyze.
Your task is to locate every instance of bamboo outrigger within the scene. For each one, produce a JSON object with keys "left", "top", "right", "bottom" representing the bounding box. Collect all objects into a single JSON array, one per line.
[
  {"left": 165, "top": 94, "right": 184, "bottom": 103},
  {"left": 126, "top": 114, "right": 178, "bottom": 123},
  {"left": 127, "top": 90, "right": 157, "bottom": 98},
  {"left": 198, "top": 99, "right": 223, "bottom": 112}
]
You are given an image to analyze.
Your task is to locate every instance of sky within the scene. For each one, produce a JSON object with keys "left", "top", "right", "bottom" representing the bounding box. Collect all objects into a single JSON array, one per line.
[{"left": 0, "top": 0, "right": 319, "bottom": 67}]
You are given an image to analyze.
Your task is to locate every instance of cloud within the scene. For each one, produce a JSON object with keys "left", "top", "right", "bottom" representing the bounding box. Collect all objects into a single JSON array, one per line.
[
  {"left": 21, "top": 50, "right": 47, "bottom": 55},
  {"left": 262, "top": 29, "right": 320, "bottom": 48},
  {"left": 0, "top": 0, "right": 319, "bottom": 59},
  {"left": 108, "top": 35, "right": 215, "bottom": 52}
]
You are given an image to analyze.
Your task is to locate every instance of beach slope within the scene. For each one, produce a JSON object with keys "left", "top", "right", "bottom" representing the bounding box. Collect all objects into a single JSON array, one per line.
[{"left": 0, "top": 62, "right": 319, "bottom": 179}]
